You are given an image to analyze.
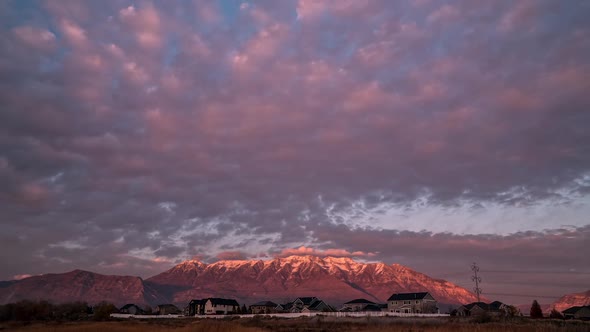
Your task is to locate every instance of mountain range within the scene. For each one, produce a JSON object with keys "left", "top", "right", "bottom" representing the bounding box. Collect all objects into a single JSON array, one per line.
[
  {"left": 0, "top": 255, "right": 490, "bottom": 307},
  {"left": 552, "top": 289, "right": 590, "bottom": 312}
]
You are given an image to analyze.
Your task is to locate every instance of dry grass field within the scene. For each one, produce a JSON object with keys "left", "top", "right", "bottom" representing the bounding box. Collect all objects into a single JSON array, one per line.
[{"left": 2, "top": 317, "right": 589, "bottom": 332}]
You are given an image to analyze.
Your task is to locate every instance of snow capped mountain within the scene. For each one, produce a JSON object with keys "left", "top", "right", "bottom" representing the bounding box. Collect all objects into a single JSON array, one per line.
[
  {"left": 552, "top": 289, "right": 590, "bottom": 312},
  {"left": 0, "top": 256, "right": 479, "bottom": 306},
  {"left": 147, "top": 255, "right": 478, "bottom": 305}
]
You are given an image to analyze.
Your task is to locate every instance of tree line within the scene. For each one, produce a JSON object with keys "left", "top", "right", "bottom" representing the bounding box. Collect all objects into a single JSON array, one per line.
[{"left": 0, "top": 300, "right": 117, "bottom": 322}]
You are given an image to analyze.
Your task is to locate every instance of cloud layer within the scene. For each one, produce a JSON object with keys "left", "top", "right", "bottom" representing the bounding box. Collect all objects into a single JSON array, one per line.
[{"left": 1, "top": 0, "right": 589, "bottom": 304}]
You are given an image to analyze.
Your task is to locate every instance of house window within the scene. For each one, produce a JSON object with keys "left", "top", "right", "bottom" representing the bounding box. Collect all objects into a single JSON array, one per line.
[
  {"left": 404, "top": 301, "right": 410, "bottom": 304},
  {"left": 416, "top": 301, "right": 419, "bottom": 304},
  {"left": 394, "top": 301, "right": 397, "bottom": 304}
]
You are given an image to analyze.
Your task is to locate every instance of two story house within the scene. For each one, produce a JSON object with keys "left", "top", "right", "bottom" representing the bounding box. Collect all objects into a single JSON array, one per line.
[
  {"left": 249, "top": 301, "right": 277, "bottom": 314},
  {"left": 387, "top": 292, "right": 438, "bottom": 314},
  {"left": 204, "top": 298, "right": 240, "bottom": 315}
]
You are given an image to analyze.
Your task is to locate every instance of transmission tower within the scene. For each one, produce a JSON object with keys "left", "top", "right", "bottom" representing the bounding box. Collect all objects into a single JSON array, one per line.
[{"left": 471, "top": 262, "right": 482, "bottom": 302}]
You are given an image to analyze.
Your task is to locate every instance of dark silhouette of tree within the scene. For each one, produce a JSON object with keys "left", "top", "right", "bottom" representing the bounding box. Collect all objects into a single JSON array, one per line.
[
  {"left": 549, "top": 309, "right": 564, "bottom": 319},
  {"left": 93, "top": 301, "right": 117, "bottom": 321},
  {"left": 241, "top": 304, "right": 248, "bottom": 314},
  {"left": 530, "top": 300, "right": 543, "bottom": 318},
  {"left": 143, "top": 305, "right": 152, "bottom": 315},
  {"left": 503, "top": 305, "right": 520, "bottom": 317}
]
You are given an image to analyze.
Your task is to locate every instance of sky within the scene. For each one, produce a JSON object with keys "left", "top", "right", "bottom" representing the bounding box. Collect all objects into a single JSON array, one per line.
[{"left": 0, "top": 0, "right": 589, "bottom": 306}]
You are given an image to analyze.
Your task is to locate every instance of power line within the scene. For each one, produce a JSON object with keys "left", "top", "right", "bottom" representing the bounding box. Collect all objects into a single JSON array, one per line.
[
  {"left": 471, "top": 262, "right": 482, "bottom": 302},
  {"left": 483, "top": 292, "right": 560, "bottom": 299}
]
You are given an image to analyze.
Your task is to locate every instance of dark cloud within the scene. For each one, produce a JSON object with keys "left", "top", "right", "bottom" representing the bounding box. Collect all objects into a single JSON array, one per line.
[{"left": 0, "top": 0, "right": 589, "bottom": 305}]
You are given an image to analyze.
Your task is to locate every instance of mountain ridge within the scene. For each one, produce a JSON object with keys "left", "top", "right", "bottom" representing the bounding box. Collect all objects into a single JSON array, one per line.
[
  {"left": 551, "top": 289, "right": 590, "bottom": 312},
  {"left": 1, "top": 255, "right": 479, "bottom": 307},
  {"left": 146, "top": 255, "right": 479, "bottom": 305}
]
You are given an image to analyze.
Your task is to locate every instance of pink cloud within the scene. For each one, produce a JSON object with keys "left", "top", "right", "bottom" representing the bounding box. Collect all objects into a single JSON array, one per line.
[
  {"left": 232, "top": 23, "right": 289, "bottom": 70},
  {"left": 342, "top": 81, "right": 395, "bottom": 112},
  {"left": 427, "top": 4, "right": 460, "bottom": 25},
  {"left": 12, "top": 26, "right": 56, "bottom": 51},
  {"left": 275, "top": 246, "right": 377, "bottom": 258},
  {"left": 498, "top": 0, "right": 539, "bottom": 33},
  {"left": 13, "top": 274, "right": 34, "bottom": 280},
  {"left": 119, "top": 4, "right": 163, "bottom": 49},
  {"left": 296, "top": 0, "right": 327, "bottom": 20},
  {"left": 498, "top": 88, "right": 540, "bottom": 111},
  {"left": 59, "top": 19, "right": 87, "bottom": 47},
  {"left": 216, "top": 251, "right": 249, "bottom": 261},
  {"left": 18, "top": 183, "right": 49, "bottom": 204},
  {"left": 194, "top": 0, "right": 221, "bottom": 24}
]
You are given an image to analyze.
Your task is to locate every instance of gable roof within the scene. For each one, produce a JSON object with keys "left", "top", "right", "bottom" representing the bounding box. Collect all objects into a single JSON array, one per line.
[
  {"left": 308, "top": 300, "right": 325, "bottom": 310},
  {"left": 120, "top": 303, "right": 140, "bottom": 309},
  {"left": 387, "top": 292, "right": 430, "bottom": 301},
  {"left": 562, "top": 306, "right": 588, "bottom": 314},
  {"left": 207, "top": 298, "right": 239, "bottom": 306},
  {"left": 250, "top": 301, "right": 277, "bottom": 307},
  {"left": 461, "top": 302, "right": 504, "bottom": 312},
  {"left": 277, "top": 302, "right": 293, "bottom": 310},
  {"left": 344, "top": 298, "right": 376, "bottom": 304},
  {"left": 189, "top": 299, "right": 206, "bottom": 305},
  {"left": 296, "top": 297, "right": 318, "bottom": 305}
]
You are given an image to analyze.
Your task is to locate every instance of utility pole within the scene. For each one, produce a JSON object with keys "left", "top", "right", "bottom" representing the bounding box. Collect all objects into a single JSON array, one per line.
[{"left": 471, "top": 262, "right": 482, "bottom": 302}]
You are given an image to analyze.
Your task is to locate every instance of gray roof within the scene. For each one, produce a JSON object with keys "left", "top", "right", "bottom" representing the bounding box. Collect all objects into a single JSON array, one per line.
[
  {"left": 250, "top": 301, "right": 277, "bottom": 307},
  {"left": 296, "top": 297, "right": 317, "bottom": 305},
  {"left": 387, "top": 292, "right": 430, "bottom": 301},
  {"left": 563, "top": 305, "right": 590, "bottom": 314},
  {"left": 208, "top": 298, "right": 239, "bottom": 306},
  {"left": 344, "top": 298, "right": 376, "bottom": 304}
]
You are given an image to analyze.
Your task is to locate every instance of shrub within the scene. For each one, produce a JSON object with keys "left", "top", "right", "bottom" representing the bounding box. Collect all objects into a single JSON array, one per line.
[
  {"left": 549, "top": 309, "right": 564, "bottom": 319},
  {"left": 92, "top": 302, "right": 117, "bottom": 321}
]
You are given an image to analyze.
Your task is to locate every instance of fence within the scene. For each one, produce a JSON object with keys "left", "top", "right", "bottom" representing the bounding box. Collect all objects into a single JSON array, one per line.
[
  {"left": 112, "top": 312, "right": 449, "bottom": 319},
  {"left": 110, "top": 313, "right": 185, "bottom": 319}
]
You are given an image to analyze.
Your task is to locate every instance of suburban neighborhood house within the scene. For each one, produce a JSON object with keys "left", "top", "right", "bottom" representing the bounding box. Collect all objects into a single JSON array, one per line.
[
  {"left": 341, "top": 299, "right": 378, "bottom": 312},
  {"left": 250, "top": 301, "right": 277, "bottom": 314},
  {"left": 387, "top": 292, "right": 438, "bottom": 314},
  {"left": 204, "top": 298, "right": 240, "bottom": 315},
  {"left": 187, "top": 298, "right": 240, "bottom": 315},
  {"left": 456, "top": 301, "right": 507, "bottom": 317},
  {"left": 275, "top": 297, "right": 333, "bottom": 313},
  {"left": 119, "top": 304, "right": 144, "bottom": 315},
  {"left": 155, "top": 304, "right": 181, "bottom": 315},
  {"left": 188, "top": 299, "right": 206, "bottom": 316},
  {"left": 562, "top": 305, "right": 590, "bottom": 320}
]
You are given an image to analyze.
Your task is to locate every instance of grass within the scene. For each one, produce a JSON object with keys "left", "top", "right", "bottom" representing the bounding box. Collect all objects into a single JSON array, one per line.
[{"left": 2, "top": 317, "right": 589, "bottom": 332}]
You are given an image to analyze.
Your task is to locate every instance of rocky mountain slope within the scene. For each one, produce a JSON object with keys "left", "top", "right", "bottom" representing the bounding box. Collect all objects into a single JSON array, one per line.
[
  {"left": 0, "top": 256, "right": 479, "bottom": 307},
  {"left": 147, "top": 255, "right": 478, "bottom": 305},
  {"left": 552, "top": 289, "right": 590, "bottom": 312},
  {"left": 0, "top": 270, "right": 164, "bottom": 306}
]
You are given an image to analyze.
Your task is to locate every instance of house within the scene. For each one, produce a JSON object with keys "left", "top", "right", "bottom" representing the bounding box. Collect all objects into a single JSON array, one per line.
[
  {"left": 456, "top": 301, "right": 507, "bottom": 317},
  {"left": 249, "top": 301, "right": 277, "bottom": 314},
  {"left": 363, "top": 304, "right": 384, "bottom": 312},
  {"left": 119, "top": 304, "right": 145, "bottom": 315},
  {"left": 290, "top": 297, "right": 333, "bottom": 313},
  {"left": 188, "top": 299, "right": 207, "bottom": 316},
  {"left": 204, "top": 298, "right": 240, "bottom": 315},
  {"left": 387, "top": 292, "right": 438, "bottom": 314},
  {"left": 293, "top": 297, "right": 318, "bottom": 312},
  {"left": 275, "top": 297, "right": 333, "bottom": 313},
  {"left": 155, "top": 304, "right": 181, "bottom": 315},
  {"left": 562, "top": 305, "right": 590, "bottom": 320},
  {"left": 301, "top": 299, "right": 333, "bottom": 313},
  {"left": 275, "top": 302, "right": 294, "bottom": 312},
  {"left": 341, "top": 299, "right": 377, "bottom": 312}
]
